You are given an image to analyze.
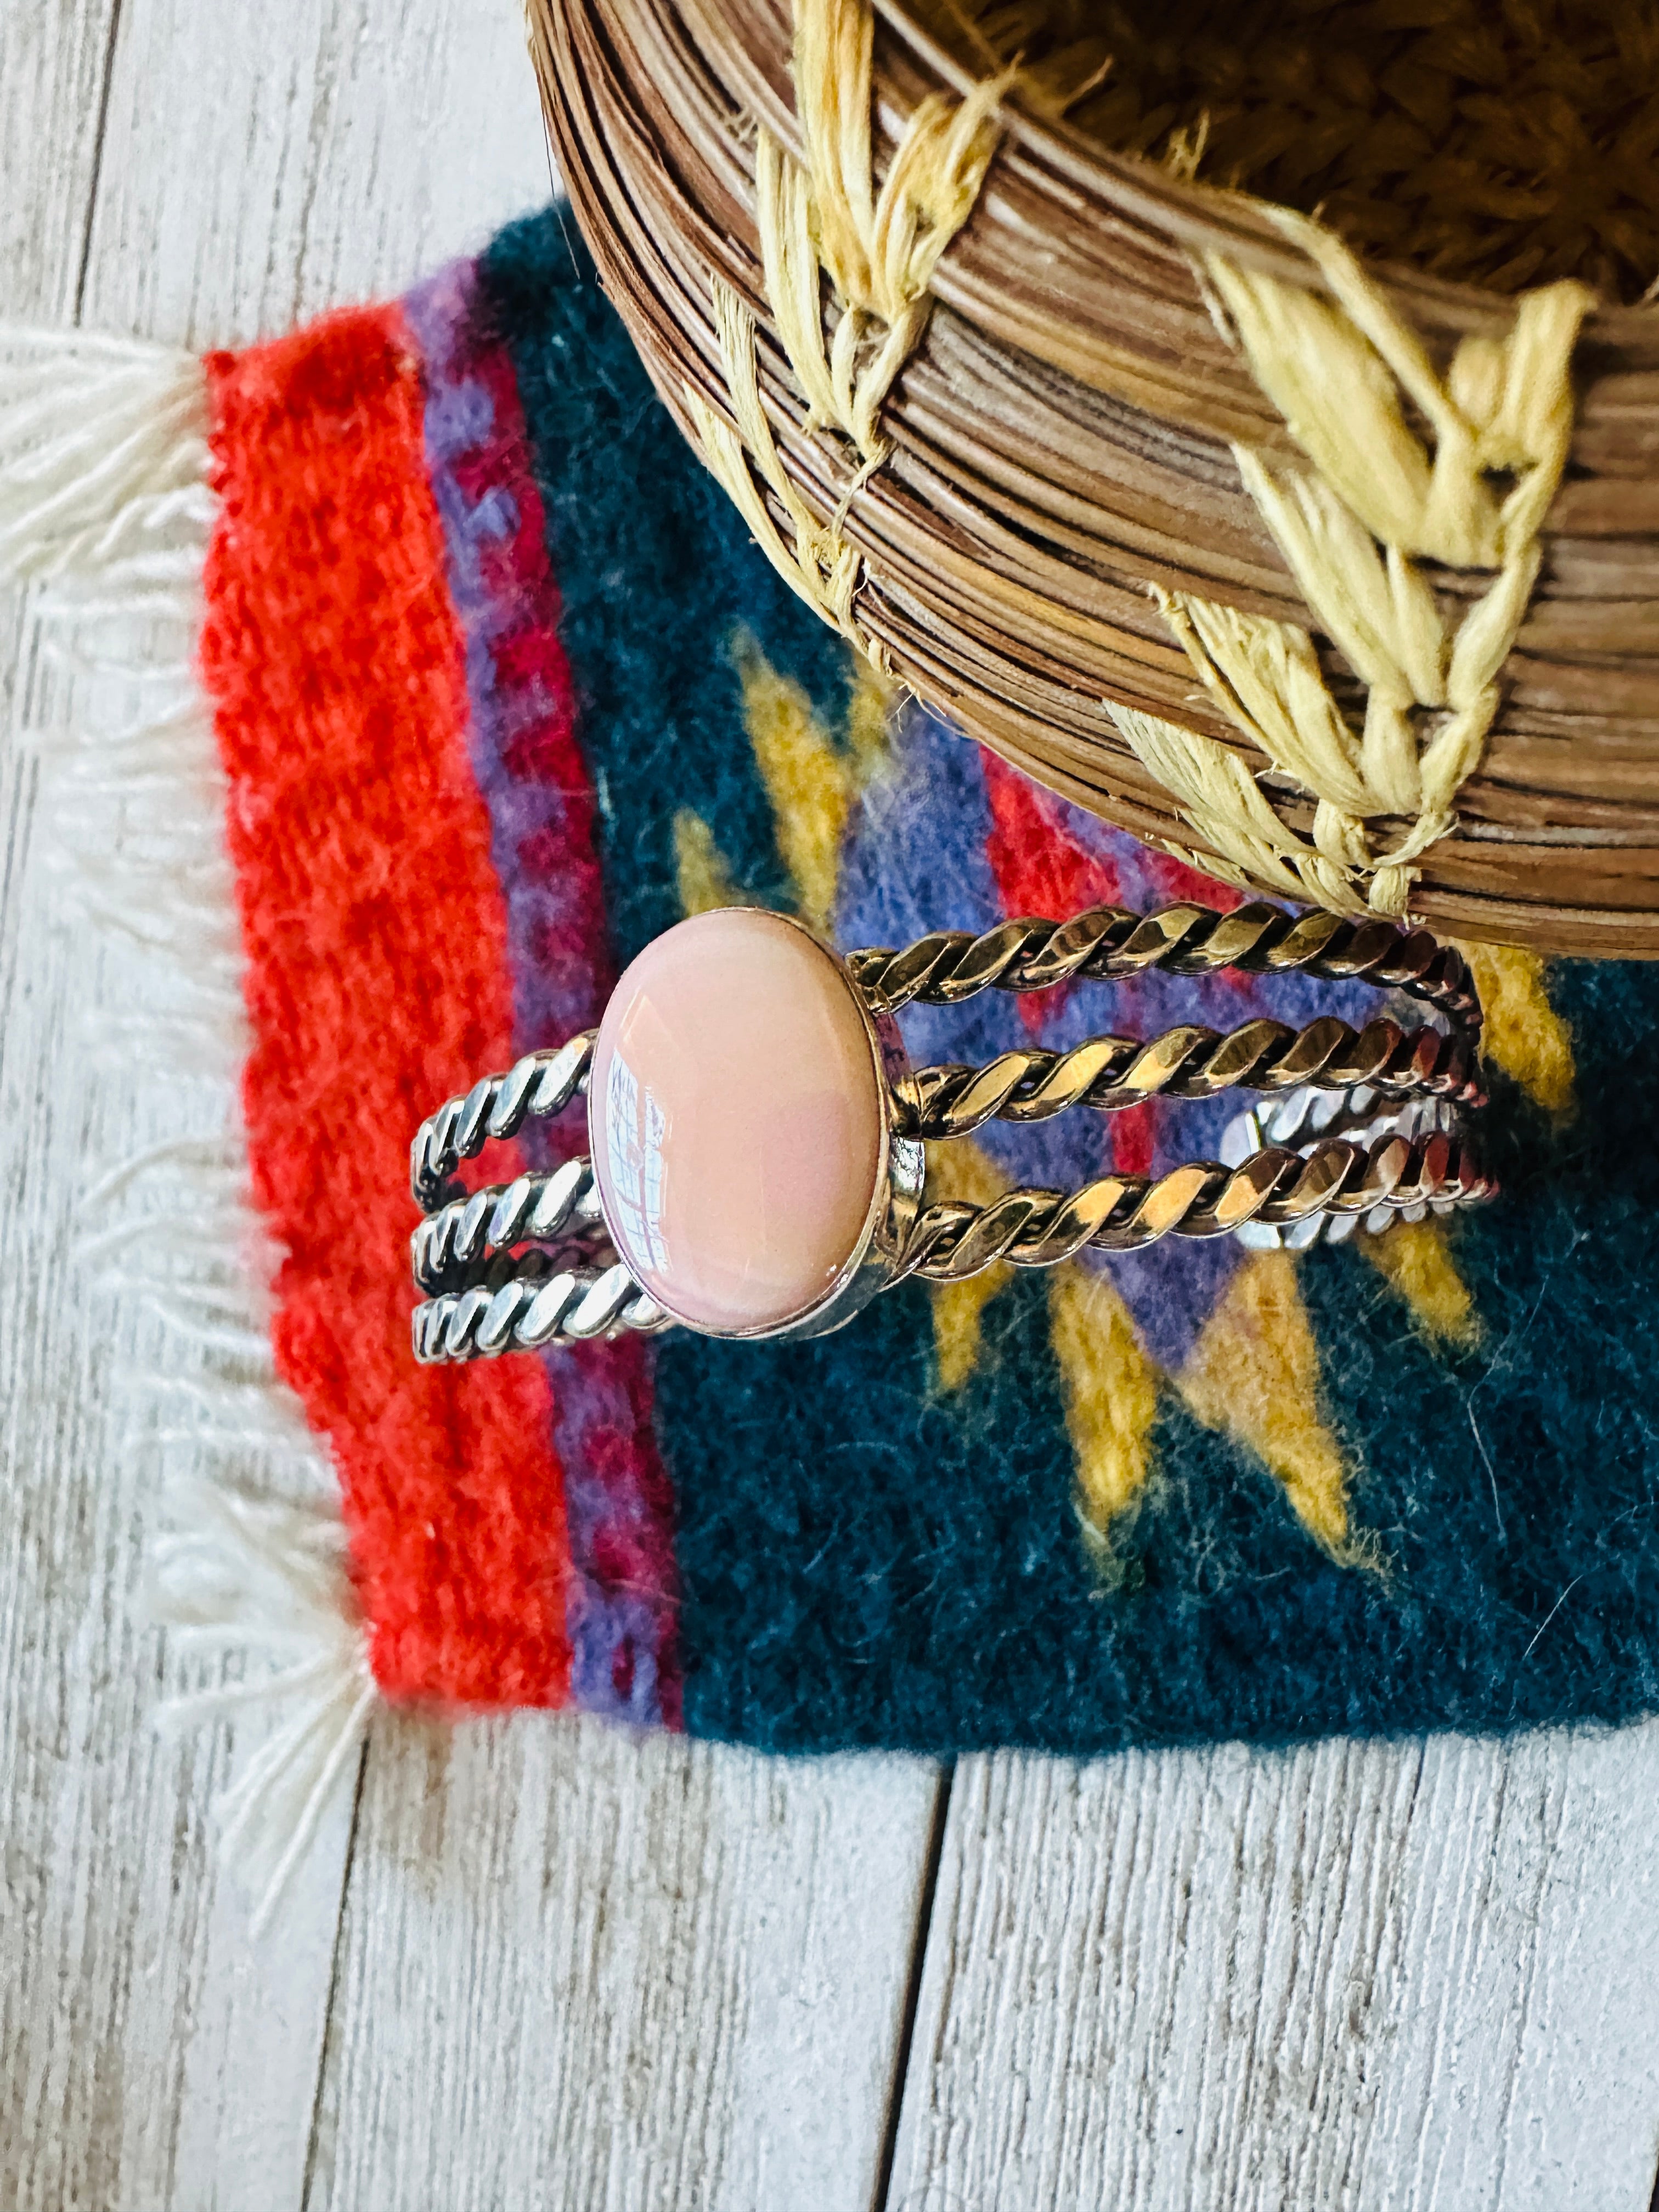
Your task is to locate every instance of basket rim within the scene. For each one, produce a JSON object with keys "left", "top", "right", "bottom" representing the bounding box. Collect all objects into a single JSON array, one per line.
[
  {"left": 867, "top": 0, "right": 1659, "bottom": 357},
  {"left": 535, "top": 0, "right": 1659, "bottom": 953}
]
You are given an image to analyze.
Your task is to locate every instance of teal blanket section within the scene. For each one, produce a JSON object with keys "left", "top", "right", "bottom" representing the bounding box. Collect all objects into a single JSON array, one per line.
[
  {"left": 476, "top": 211, "right": 853, "bottom": 968},
  {"left": 482, "top": 209, "right": 1659, "bottom": 1756},
  {"left": 658, "top": 964, "right": 1659, "bottom": 1753}
]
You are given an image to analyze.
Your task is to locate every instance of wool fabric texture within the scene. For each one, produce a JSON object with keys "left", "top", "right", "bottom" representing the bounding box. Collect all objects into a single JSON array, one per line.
[
  {"left": 201, "top": 307, "right": 574, "bottom": 1709},
  {"left": 57, "top": 210, "right": 1659, "bottom": 1763}
]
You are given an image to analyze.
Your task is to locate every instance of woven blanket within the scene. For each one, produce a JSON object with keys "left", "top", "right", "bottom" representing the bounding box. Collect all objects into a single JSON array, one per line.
[{"left": 9, "top": 211, "right": 1659, "bottom": 1917}]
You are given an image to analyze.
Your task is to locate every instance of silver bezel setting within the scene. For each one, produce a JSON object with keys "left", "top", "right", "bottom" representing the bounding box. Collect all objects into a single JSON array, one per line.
[{"left": 586, "top": 911, "right": 923, "bottom": 1345}]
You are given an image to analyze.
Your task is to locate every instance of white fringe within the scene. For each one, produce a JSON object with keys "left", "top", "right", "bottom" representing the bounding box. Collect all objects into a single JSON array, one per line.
[
  {"left": 153, "top": 1479, "right": 376, "bottom": 1939},
  {"left": 0, "top": 328, "right": 215, "bottom": 585},
  {"left": 3, "top": 325, "right": 374, "bottom": 1932}
]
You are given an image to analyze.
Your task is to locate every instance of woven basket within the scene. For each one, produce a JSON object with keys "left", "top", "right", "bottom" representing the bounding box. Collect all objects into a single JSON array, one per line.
[{"left": 530, "top": 0, "right": 1659, "bottom": 954}]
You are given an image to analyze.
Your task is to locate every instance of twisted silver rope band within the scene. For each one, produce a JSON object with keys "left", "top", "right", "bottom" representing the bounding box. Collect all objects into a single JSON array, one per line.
[
  {"left": 412, "top": 1255, "right": 673, "bottom": 1363},
  {"left": 411, "top": 1031, "right": 594, "bottom": 1212},
  {"left": 411, "top": 1157, "right": 607, "bottom": 1293},
  {"left": 1224, "top": 1085, "right": 1459, "bottom": 1251},
  {"left": 891, "top": 1127, "right": 1494, "bottom": 1283},
  {"left": 904, "top": 1010, "right": 1481, "bottom": 1140},
  {"left": 411, "top": 1122, "right": 1494, "bottom": 1347},
  {"left": 848, "top": 901, "right": 1480, "bottom": 1035}
]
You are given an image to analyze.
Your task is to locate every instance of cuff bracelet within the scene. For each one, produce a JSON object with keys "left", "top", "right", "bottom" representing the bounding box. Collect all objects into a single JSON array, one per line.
[{"left": 409, "top": 900, "right": 1494, "bottom": 1362}]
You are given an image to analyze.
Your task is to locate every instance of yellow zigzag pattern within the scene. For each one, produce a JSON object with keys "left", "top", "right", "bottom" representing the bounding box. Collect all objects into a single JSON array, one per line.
[
  {"left": 927, "top": 1138, "right": 1163, "bottom": 1565},
  {"left": 1353, "top": 944, "right": 1576, "bottom": 1346},
  {"left": 676, "top": 634, "right": 893, "bottom": 925},
  {"left": 1175, "top": 947, "right": 1577, "bottom": 1539},
  {"left": 923, "top": 1137, "right": 1015, "bottom": 1395},
  {"left": 1049, "top": 1263, "right": 1160, "bottom": 1564},
  {"left": 738, "top": 635, "right": 891, "bottom": 930},
  {"left": 1462, "top": 942, "right": 1577, "bottom": 1120},
  {"left": 1361, "top": 1219, "right": 1479, "bottom": 1346},
  {"left": 1176, "top": 1251, "right": 1356, "bottom": 1558},
  {"left": 674, "top": 810, "right": 741, "bottom": 916}
]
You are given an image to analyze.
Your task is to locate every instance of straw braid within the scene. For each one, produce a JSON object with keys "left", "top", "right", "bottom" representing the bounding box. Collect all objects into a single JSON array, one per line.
[
  {"left": 686, "top": 0, "right": 1006, "bottom": 659},
  {"left": 754, "top": 3, "right": 1009, "bottom": 467},
  {"left": 686, "top": 280, "right": 867, "bottom": 647},
  {"left": 1114, "top": 217, "right": 1591, "bottom": 919}
]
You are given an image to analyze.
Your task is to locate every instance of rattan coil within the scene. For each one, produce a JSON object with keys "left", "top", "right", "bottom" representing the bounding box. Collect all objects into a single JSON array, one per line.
[{"left": 530, "top": 0, "right": 1659, "bottom": 955}]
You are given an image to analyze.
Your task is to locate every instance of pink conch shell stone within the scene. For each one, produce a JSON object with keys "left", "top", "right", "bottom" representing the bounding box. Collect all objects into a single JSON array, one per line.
[{"left": 589, "top": 909, "right": 885, "bottom": 1334}]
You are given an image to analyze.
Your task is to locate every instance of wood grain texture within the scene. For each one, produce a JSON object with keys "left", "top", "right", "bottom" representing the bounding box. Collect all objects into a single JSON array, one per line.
[
  {"left": 0, "top": 0, "right": 116, "bottom": 323},
  {"left": 81, "top": 0, "right": 552, "bottom": 346},
  {"left": 304, "top": 1716, "right": 940, "bottom": 2212},
  {"left": 0, "top": 9, "right": 359, "bottom": 2203},
  {"left": 889, "top": 1736, "right": 1659, "bottom": 2212}
]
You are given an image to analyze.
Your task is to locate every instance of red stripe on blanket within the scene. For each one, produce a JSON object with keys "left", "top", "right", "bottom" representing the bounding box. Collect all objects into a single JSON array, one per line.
[
  {"left": 201, "top": 308, "right": 574, "bottom": 1708},
  {"left": 981, "top": 751, "right": 1124, "bottom": 1041}
]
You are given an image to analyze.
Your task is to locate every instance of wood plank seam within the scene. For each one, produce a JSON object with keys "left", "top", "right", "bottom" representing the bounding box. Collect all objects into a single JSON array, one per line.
[
  {"left": 71, "top": 0, "right": 125, "bottom": 325},
  {"left": 872, "top": 1760, "right": 955, "bottom": 2212},
  {"left": 298, "top": 1738, "right": 372, "bottom": 2210}
]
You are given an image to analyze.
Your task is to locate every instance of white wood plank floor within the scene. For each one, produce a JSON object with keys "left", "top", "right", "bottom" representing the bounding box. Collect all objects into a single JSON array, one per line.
[{"left": 2, "top": 4, "right": 1658, "bottom": 2207}]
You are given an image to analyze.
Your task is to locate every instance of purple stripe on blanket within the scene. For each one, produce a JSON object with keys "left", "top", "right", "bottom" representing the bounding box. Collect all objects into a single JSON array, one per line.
[
  {"left": 833, "top": 702, "right": 1387, "bottom": 1372},
  {"left": 405, "top": 258, "right": 683, "bottom": 1728}
]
